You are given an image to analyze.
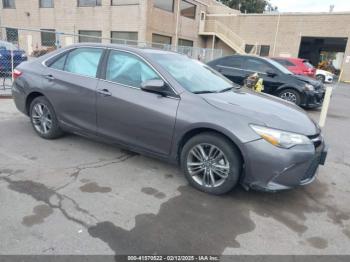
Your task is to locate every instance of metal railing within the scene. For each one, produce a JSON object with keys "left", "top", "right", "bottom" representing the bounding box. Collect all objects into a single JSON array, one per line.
[
  {"left": 0, "top": 26, "right": 223, "bottom": 93},
  {"left": 201, "top": 20, "right": 246, "bottom": 54}
]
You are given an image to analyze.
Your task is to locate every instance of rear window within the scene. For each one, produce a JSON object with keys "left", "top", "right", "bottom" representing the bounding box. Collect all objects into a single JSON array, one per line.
[{"left": 303, "top": 60, "right": 314, "bottom": 68}]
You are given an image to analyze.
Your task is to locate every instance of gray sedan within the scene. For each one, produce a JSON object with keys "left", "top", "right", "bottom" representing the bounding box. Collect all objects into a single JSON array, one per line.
[{"left": 12, "top": 44, "right": 327, "bottom": 194}]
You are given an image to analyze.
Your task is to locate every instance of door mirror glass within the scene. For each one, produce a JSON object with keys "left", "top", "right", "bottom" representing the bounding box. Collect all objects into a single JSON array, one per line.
[{"left": 141, "top": 79, "right": 169, "bottom": 96}]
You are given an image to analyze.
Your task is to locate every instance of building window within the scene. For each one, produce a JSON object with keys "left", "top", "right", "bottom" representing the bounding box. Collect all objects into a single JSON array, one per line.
[
  {"left": 111, "top": 31, "right": 138, "bottom": 45},
  {"left": 2, "top": 0, "right": 15, "bottom": 8},
  {"left": 260, "top": 45, "right": 270, "bottom": 57},
  {"left": 78, "top": 30, "right": 102, "bottom": 43},
  {"left": 152, "top": 34, "right": 172, "bottom": 46},
  {"left": 41, "top": 29, "right": 56, "bottom": 46},
  {"left": 6, "top": 28, "right": 18, "bottom": 43},
  {"left": 111, "top": 0, "right": 138, "bottom": 5},
  {"left": 178, "top": 38, "right": 193, "bottom": 47},
  {"left": 154, "top": 0, "right": 173, "bottom": 12},
  {"left": 78, "top": 0, "right": 101, "bottom": 7},
  {"left": 245, "top": 44, "right": 254, "bottom": 53},
  {"left": 40, "top": 0, "right": 53, "bottom": 7},
  {"left": 181, "top": 0, "right": 196, "bottom": 19}
]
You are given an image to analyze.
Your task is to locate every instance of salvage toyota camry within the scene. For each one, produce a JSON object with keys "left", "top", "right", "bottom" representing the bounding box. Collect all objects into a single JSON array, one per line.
[{"left": 12, "top": 44, "right": 327, "bottom": 195}]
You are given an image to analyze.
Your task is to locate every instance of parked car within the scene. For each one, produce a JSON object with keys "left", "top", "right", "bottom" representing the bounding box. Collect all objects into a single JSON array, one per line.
[
  {"left": 207, "top": 55, "right": 325, "bottom": 108},
  {"left": 316, "top": 69, "right": 334, "bottom": 83},
  {"left": 271, "top": 57, "right": 316, "bottom": 78},
  {"left": 12, "top": 44, "right": 327, "bottom": 194},
  {"left": 0, "top": 40, "right": 27, "bottom": 76}
]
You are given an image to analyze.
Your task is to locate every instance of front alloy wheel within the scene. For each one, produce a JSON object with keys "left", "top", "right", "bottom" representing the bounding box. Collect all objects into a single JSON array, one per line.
[
  {"left": 187, "top": 144, "right": 230, "bottom": 188},
  {"left": 279, "top": 89, "right": 301, "bottom": 106},
  {"left": 181, "top": 132, "right": 242, "bottom": 195}
]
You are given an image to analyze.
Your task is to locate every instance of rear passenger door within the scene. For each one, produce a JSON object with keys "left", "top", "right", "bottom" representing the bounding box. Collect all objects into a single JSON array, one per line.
[
  {"left": 212, "top": 57, "right": 246, "bottom": 85},
  {"left": 43, "top": 47, "right": 104, "bottom": 134}
]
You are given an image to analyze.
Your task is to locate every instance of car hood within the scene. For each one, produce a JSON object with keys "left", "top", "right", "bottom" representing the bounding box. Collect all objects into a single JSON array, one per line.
[
  {"left": 200, "top": 88, "right": 320, "bottom": 136},
  {"left": 294, "top": 74, "right": 319, "bottom": 85}
]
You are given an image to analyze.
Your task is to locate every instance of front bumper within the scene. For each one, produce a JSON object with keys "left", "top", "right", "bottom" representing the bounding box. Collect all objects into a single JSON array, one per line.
[
  {"left": 241, "top": 135, "right": 327, "bottom": 192},
  {"left": 301, "top": 89, "right": 325, "bottom": 108}
]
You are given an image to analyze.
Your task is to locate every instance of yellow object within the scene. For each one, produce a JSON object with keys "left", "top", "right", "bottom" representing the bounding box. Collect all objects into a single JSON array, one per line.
[{"left": 254, "top": 78, "right": 264, "bottom": 92}]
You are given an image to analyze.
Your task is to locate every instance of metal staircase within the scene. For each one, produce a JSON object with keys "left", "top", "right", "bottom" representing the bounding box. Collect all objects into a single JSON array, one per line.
[{"left": 199, "top": 19, "right": 246, "bottom": 54}]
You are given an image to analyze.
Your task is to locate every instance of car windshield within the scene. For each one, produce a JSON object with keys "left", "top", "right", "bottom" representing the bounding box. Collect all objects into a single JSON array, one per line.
[
  {"left": 303, "top": 60, "right": 314, "bottom": 68},
  {"left": 266, "top": 58, "right": 293, "bottom": 75},
  {"left": 150, "top": 53, "right": 237, "bottom": 93},
  {"left": 0, "top": 41, "right": 18, "bottom": 50}
]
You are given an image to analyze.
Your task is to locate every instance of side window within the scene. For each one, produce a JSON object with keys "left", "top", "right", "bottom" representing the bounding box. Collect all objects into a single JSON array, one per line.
[
  {"left": 64, "top": 48, "right": 103, "bottom": 77},
  {"left": 106, "top": 51, "right": 161, "bottom": 88},
  {"left": 219, "top": 57, "right": 242, "bottom": 68},
  {"left": 50, "top": 54, "right": 67, "bottom": 70},
  {"left": 245, "top": 59, "right": 271, "bottom": 73}
]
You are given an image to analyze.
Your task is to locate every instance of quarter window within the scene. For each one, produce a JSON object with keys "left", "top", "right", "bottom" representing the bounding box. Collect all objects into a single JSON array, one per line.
[
  {"left": 64, "top": 48, "right": 103, "bottom": 77},
  {"left": 50, "top": 54, "right": 67, "bottom": 70},
  {"left": 106, "top": 51, "right": 161, "bottom": 88},
  {"left": 181, "top": 0, "right": 196, "bottom": 19},
  {"left": 154, "top": 0, "right": 173, "bottom": 12}
]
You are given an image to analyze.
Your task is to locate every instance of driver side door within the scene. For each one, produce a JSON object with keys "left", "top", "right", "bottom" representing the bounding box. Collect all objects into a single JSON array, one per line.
[{"left": 96, "top": 50, "right": 179, "bottom": 157}]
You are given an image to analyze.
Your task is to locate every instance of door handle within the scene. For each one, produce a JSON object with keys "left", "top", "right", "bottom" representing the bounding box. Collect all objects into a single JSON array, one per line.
[
  {"left": 97, "top": 88, "right": 112, "bottom": 96},
  {"left": 44, "top": 74, "right": 55, "bottom": 81}
]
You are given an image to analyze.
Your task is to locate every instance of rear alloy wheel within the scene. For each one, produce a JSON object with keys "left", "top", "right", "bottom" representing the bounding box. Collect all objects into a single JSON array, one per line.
[
  {"left": 316, "top": 75, "right": 325, "bottom": 83},
  {"left": 181, "top": 133, "right": 241, "bottom": 195},
  {"left": 279, "top": 89, "right": 301, "bottom": 106},
  {"left": 30, "top": 96, "right": 63, "bottom": 139}
]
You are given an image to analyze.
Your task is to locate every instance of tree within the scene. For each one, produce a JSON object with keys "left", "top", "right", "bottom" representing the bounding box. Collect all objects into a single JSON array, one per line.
[{"left": 220, "top": 0, "right": 278, "bottom": 14}]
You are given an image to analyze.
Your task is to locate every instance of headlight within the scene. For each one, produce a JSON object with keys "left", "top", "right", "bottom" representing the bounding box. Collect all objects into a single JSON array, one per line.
[
  {"left": 250, "top": 125, "right": 312, "bottom": 149},
  {"left": 305, "top": 83, "right": 315, "bottom": 91},
  {"left": 21, "top": 53, "right": 27, "bottom": 58}
]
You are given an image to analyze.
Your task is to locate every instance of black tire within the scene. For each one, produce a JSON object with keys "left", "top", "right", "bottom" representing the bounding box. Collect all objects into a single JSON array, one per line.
[
  {"left": 278, "top": 88, "right": 301, "bottom": 106},
  {"left": 29, "top": 96, "right": 64, "bottom": 139},
  {"left": 316, "top": 74, "right": 325, "bottom": 83},
  {"left": 180, "top": 132, "right": 242, "bottom": 195}
]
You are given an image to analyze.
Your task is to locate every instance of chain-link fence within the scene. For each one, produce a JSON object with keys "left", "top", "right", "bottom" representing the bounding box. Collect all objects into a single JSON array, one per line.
[{"left": 0, "top": 27, "right": 223, "bottom": 94}]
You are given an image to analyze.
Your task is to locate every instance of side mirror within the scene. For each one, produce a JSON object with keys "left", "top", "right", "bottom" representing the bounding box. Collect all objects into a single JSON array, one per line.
[
  {"left": 141, "top": 79, "right": 171, "bottom": 96},
  {"left": 266, "top": 69, "right": 277, "bottom": 77}
]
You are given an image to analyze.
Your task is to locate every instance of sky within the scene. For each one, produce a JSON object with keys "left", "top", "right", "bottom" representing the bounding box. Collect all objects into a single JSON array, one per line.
[{"left": 269, "top": 0, "right": 350, "bottom": 12}]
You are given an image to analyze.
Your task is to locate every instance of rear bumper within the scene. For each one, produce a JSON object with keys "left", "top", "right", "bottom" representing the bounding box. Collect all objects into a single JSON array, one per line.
[
  {"left": 12, "top": 80, "right": 27, "bottom": 115},
  {"left": 241, "top": 137, "right": 327, "bottom": 192}
]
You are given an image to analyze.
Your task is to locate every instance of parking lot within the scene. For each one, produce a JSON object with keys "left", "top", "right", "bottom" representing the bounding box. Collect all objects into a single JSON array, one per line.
[{"left": 0, "top": 83, "right": 349, "bottom": 256}]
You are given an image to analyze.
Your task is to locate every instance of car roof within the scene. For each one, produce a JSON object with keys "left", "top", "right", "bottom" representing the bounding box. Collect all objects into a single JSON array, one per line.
[
  {"left": 64, "top": 42, "right": 180, "bottom": 56},
  {"left": 271, "top": 57, "right": 306, "bottom": 63}
]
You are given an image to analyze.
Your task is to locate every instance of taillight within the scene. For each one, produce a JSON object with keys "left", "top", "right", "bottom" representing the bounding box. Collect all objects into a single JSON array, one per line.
[{"left": 13, "top": 69, "right": 22, "bottom": 80}]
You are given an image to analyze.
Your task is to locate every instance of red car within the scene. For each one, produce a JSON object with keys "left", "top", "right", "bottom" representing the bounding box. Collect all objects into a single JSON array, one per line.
[{"left": 271, "top": 57, "right": 316, "bottom": 78}]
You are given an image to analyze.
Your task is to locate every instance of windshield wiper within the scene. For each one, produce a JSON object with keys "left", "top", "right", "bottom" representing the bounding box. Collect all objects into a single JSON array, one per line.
[
  {"left": 193, "top": 90, "right": 218, "bottom": 94},
  {"left": 217, "top": 87, "right": 234, "bottom": 93}
]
